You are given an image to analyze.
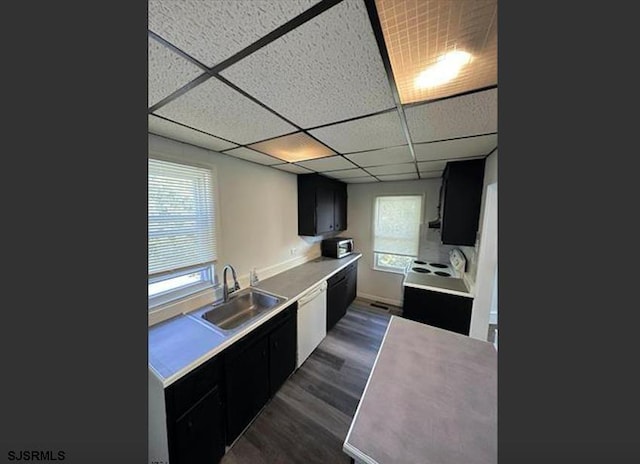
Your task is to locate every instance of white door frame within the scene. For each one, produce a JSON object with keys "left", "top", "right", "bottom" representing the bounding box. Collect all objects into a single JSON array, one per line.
[{"left": 469, "top": 182, "right": 498, "bottom": 340}]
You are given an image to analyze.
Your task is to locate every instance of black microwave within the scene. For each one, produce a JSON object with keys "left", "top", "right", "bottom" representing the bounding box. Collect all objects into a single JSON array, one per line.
[{"left": 321, "top": 237, "right": 354, "bottom": 259}]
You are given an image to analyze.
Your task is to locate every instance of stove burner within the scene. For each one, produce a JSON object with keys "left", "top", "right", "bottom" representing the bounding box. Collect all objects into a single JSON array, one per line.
[
  {"left": 414, "top": 260, "right": 427, "bottom": 265},
  {"left": 429, "top": 263, "right": 448, "bottom": 269},
  {"left": 412, "top": 267, "right": 431, "bottom": 273},
  {"left": 434, "top": 271, "right": 451, "bottom": 277}
]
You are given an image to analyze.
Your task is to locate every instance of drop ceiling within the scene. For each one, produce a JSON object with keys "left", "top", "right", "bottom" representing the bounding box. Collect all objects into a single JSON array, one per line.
[{"left": 148, "top": 0, "right": 498, "bottom": 183}]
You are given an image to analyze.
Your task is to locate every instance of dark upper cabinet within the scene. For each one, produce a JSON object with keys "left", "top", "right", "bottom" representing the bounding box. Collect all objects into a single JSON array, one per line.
[
  {"left": 165, "top": 355, "right": 225, "bottom": 464},
  {"left": 298, "top": 173, "right": 348, "bottom": 236},
  {"left": 440, "top": 158, "right": 486, "bottom": 246}
]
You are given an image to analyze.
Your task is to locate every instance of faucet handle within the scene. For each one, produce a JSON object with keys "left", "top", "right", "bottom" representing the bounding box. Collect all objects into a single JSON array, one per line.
[{"left": 233, "top": 281, "right": 241, "bottom": 291}]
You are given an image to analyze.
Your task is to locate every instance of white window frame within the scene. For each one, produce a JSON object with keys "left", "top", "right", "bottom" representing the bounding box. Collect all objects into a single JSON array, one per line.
[
  {"left": 148, "top": 155, "right": 219, "bottom": 316},
  {"left": 371, "top": 194, "right": 424, "bottom": 275}
]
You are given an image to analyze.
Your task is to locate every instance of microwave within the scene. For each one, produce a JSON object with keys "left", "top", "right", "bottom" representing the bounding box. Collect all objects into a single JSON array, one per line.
[{"left": 321, "top": 237, "right": 354, "bottom": 259}]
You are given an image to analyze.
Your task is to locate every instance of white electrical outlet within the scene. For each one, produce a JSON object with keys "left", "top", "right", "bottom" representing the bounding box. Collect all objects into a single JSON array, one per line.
[{"left": 290, "top": 247, "right": 297, "bottom": 256}]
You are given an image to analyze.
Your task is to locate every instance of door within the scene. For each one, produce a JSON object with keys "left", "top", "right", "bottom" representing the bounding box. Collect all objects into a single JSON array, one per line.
[
  {"left": 327, "top": 276, "right": 348, "bottom": 332},
  {"left": 316, "top": 185, "right": 335, "bottom": 234},
  {"left": 333, "top": 184, "right": 347, "bottom": 232},
  {"left": 269, "top": 314, "right": 297, "bottom": 395},
  {"left": 171, "top": 386, "right": 225, "bottom": 464},
  {"left": 225, "top": 336, "right": 269, "bottom": 444}
]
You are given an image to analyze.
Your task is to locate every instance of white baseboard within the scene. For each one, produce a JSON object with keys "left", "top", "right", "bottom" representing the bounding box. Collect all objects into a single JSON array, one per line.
[{"left": 357, "top": 292, "right": 402, "bottom": 308}]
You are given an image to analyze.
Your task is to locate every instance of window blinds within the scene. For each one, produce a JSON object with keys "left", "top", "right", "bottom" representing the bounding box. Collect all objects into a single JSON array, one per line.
[
  {"left": 148, "top": 158, "right": 216, "bottom": 276},
  {"left": 373, "top": 195, "right": 423, "bottom": 257}
]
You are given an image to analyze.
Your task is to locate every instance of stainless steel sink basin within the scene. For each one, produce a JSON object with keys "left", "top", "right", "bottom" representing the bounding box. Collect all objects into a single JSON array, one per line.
[{"left": 201, "top": 288, "right": 286, "bottom": 332}]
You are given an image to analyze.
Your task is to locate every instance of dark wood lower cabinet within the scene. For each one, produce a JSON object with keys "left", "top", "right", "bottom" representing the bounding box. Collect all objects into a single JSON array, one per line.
[
  {"left": 162, "top": 302, "right": 299, "bottom": 461},
  {"left": 225, "top": 335, "right": 270, "bottom": 444},
  {"left": 327, "top": 273, "right": 348, "bottom": 332},
  {"left": 171, "top": 386, "right": 225, "bottom": 464},
  {"left": 224, "top": 302, "right": 298, "bottom": 445},
  {"left": 165, "top": 356, "right": 225, "bottom": 464},
  {"left": 327, "top": 262, "right": 358, "bottom": 332},
  {"left": 269, "top": 313, "right": 297, "bottom": 396},
  {"left": 402, "top": 285, "right": 473, "bottom": 336}
]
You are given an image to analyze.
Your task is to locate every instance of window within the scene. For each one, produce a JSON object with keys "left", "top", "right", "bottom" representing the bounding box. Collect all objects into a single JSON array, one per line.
[
  {"left": 373, "top": 195, "right": 423, "bottom": 273},
  {"left": 148, "top": 158, "right": 217, "bottom": 309}
]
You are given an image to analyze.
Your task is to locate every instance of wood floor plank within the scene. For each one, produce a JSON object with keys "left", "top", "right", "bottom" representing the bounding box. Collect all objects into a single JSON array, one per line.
[{"left": 220, "top": 305, "right": 391, "bottom": 464}]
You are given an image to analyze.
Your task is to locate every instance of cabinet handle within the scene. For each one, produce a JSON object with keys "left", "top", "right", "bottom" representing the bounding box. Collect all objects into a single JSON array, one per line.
[
  {"left": 329, "top": 225, "right": 333, "bottom": 229},
  {"left": 187, "top": 420, "right": 193, "bottom": 429},
  {"left": 274, "top": 341, "right": 279, "bottom": 349}
]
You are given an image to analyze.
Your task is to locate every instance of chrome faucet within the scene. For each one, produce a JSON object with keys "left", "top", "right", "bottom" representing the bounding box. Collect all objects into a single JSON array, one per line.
[{"left": 222, "top": 264, "right": 241, "bottom": 302}]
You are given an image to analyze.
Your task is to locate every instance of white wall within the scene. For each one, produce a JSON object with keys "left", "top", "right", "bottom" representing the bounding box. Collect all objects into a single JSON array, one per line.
[
  {"left": 345, "top": 178, "right": 442, "bottom": 305},
  {"left": 469, "top": 149, "right": 498, "bottom": 340},
  {"left": 148, "top": 134, "right": 322, "bottom": 323}
]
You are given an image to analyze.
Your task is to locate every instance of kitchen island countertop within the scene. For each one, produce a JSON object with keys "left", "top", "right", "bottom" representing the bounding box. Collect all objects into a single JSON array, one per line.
[{"left": 344, "top": 315, "right": 497, "bottom": 464}]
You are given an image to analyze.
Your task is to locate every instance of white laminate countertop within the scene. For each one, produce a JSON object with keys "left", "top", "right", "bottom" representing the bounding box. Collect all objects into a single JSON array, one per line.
[
  {"left": 403, "top": 271, "right": 473, "bottom": 298},
  {"left": 344, "top": 316, "right": 497, "bottom": 464},
  {"left": 148, "top": 252, "right": 362, "bottom": 388}
]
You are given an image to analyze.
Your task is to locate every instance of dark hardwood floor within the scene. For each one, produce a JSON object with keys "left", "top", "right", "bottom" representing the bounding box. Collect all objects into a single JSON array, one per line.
[{"left": 221, "top": 301, "right": 391, "bottom": 464}]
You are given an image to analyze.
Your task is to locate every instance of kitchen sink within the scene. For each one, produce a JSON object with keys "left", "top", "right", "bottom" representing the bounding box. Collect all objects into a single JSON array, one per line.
[{"left": 201, "top": 287, "right": 286, "bottom": 332}]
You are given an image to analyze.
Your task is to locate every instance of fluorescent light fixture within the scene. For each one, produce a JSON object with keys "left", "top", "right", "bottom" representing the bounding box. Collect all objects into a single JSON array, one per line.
[{"left": 415, "top": 50, "right": 472, "bottom": 89}]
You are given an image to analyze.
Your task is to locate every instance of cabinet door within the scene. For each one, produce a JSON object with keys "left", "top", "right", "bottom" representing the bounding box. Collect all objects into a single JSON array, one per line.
[
  {"left": 441, "top": 159, "right": 485, "bottom": 246},
  {"left": 316, "top": 185, "right": 335, "bottom": 234},
  {"left": 345, "top": 263, "right": 357, "bottom": 307},
  {"left": 225, "top": 336, "right": 269, "bottom": 444},
  {"left": 171, "top": 385, "right": 225, "bottom": 464},
  {"left": 269, "top": 314, "right": 297, "bottom": 396},
  {"left": 327, "top": 276, "right": 348, "bottom": 332},
  {"left": 402, "top": 286, "right": 472, "bottom": 335},
  {"left": 333, "top": 184, "right": 347, "bottom": 232}
]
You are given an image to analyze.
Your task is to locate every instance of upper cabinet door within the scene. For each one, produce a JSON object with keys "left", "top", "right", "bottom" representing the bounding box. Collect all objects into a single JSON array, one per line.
[
  {"left": 333, "top": 184, "right": 347, "bottom": 232},
  {"left": 316, "top": 185, "right": 335, "bottom": 234}
]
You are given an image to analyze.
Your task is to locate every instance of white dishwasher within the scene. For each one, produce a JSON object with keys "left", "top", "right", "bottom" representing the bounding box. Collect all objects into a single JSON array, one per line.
[{"left": 296, "top": 281, "right": 327, "bottom": 368}]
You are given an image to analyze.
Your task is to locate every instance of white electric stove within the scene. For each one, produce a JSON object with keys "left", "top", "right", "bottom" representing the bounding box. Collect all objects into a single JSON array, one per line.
[{"left": 405, "top": 249, "right": 467, "bottom": 279}]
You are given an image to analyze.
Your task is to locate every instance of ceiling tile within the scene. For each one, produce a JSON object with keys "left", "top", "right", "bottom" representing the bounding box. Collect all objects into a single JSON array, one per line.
[
  {"left": 220, "top": 0, "right": 395, "bottom": 128},
  {"left": 248, "top": 132, "right": 335, "bottom": 163},
  {"left": 148, "top": 115, "right": 237, "bottom": 152},
  {"left": 405, "top": 88, "right": 497, "bottom": 143},
  {"left": 309, "top": 111, "right": 406, "bottom": 153},
  {"left": 376, "top": 0, "right": 497, "bottom": 104},
  {"left": 148, "top": 36, "right": 203, "bottom": 107},
  {"left": 148, "top": 0, "right": 320, "bottom": 67},
  {"left": 367, "top": 163, "right": 417, "bottom": 176},
  {"left": 155, "top": 78, "right": 297, "bottom": 145},
  {"left": 417, "top": 160, "right": 448, "bottom": 172},
  {"left": 343, "top": 176, "right": 378, "bottom": 184},
  {"left": 272, "top": 164, "right": 315, "bottom": 174},
  {"left": 324, "top": 168, "right": 371, "bottom": 179},
  {"left": 224, "top": 147, "right": 282, "bottom": 166},
  {"left": 296, "top": 156, "right": 356, "bottom": 172},
  {"left": 419, "top": 171, "right": 443, "bottom": 179},
  {"left": 344, "top": 145, "right": 413, "bottom": 167},
  {"left": 414, "top": 134, "right": 497, "bottom": 162},
  {"left": 377, "top": 173, "right": 420, "bottom": 181}
]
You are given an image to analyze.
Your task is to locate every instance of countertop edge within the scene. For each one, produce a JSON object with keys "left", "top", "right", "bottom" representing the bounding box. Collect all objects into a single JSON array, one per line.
[
  {"left": 402, "top": 280, "right": 473, "bottom": 298},
  {"left": 343, "top": 316, "right": 394, "bottom": 464},
  {"left": 152, "top": 253, "right": 363, "bottom": 388}
]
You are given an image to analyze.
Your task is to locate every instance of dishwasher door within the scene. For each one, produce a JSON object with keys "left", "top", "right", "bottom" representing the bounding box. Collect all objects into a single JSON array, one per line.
[{"left": 296, "top": 281, "right": 327, "bottom": 368}]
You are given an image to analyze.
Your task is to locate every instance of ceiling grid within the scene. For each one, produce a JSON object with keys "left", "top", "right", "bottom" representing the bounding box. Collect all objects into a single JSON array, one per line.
[{"left": 147, "top": 0, "right": 497, "bottom": 183}]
